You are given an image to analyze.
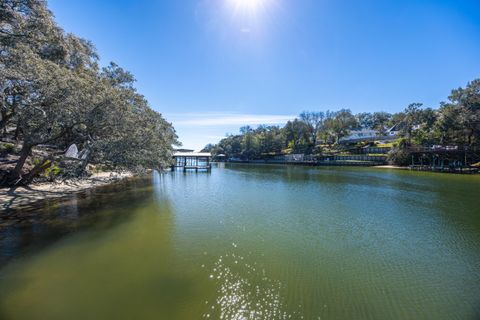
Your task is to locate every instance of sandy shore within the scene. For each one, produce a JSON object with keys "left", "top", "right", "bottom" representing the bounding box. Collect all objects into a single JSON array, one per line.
[
  {"left": 374, "top": 165, "right": 409, "bottom": 170},
  {"left": 0, "top": 171, "right": 134, "bottom": 212}
]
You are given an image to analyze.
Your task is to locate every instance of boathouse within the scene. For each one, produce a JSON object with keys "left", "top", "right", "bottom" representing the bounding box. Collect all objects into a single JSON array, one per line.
[{"left": 172, "top": 152, "right": 212, "bottom": 171}]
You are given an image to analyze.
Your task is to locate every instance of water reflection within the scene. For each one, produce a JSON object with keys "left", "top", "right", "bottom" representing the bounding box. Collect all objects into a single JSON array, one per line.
[
  {"left": 0, "top": 177, "right": 154, "bottom": 267},
  {"left": 0, "top": 196, "right": 180, "bottom": 320},
  {"left": 204, "top": 250, "right": 298, "bottom": 320},
  {"left": 0, "top": 166, "right": 479, "bottom": 319}
]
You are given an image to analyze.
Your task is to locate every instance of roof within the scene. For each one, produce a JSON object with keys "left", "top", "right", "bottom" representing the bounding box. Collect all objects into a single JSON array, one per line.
[
  {"left": 348, "top": 129, "right": 378, "bottom": 134},
  {"left": 387, "top": 124, "right": 399, "bottom": 132},
  {"left": 173, "top": 152, "right": 211, "bottom": 157}
]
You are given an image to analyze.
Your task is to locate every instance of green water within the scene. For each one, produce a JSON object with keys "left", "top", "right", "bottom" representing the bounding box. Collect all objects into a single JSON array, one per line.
[{"left": 1, "top": 164, "right": 480, "bottom": 320}]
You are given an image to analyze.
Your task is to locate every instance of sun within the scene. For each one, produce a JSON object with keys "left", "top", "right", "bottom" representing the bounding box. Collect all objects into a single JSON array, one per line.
[
  {"left": 228, "top": 0, "right": 268, "bottom": 12},
  {"left": 231, "top": 0, "right": 261, "bottom": 9},
  {"left": 223, "top": 0, "right": 278, "bottom": 34}
]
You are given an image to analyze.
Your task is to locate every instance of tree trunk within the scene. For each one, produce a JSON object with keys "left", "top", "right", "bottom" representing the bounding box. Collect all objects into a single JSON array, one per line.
[
  {"left": 467, "top": 130, "right": 473, "bottom": 146},
  {"left": 11, "top": 143, "right": 32, "bottom": 180},
  {"left": 0, "top": 112, "right": 13, "bottom": 133},
  {"left": 13, "top": 124, "right": 20, "bottom": 142},
  {"left": 0, "top": 98, "right": 16, "bottom": 134},
  {"left": 79, "top": 151, "right": 92, "bottom": 175}
]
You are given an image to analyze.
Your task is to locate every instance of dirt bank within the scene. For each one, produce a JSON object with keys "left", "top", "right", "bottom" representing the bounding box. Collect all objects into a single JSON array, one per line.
[{"left": 0, "top": 172, "right": 133, "bottom": 212}]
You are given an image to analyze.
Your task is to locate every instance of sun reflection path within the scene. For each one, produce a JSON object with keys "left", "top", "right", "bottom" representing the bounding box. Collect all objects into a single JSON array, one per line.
[{"left": 203, "top": 249, "right": 301, "bottom": 319}]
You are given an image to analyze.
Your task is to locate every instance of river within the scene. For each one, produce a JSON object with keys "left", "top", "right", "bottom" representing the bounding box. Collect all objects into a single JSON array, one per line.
[{"left": 0, "top": 164, "right": 479, "bottom": 320}]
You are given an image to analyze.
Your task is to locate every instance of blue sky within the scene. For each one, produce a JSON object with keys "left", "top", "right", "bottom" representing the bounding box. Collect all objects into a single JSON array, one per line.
[{"left": 48, "top": 0, "right": 480, "bottom": 150}]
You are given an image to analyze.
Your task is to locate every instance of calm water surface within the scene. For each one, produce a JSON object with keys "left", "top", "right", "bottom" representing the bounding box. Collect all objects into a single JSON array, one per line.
[{"left": 0, "top": 164, "right": 479, "bottom": 320}]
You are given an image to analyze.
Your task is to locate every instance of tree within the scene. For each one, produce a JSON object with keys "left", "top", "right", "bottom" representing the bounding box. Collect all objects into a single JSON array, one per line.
[
  {"left": 448, "top": 79, "right": 480, "bottom": 146},
  {"left": 356, "top": 112, "right": 374, "bottom": 130},
  {"left": 372, "top": 112, "right": 392, "bottom": 135},
  {"left": 239, "top": 126, "right": 253, "bottom": 135},
  {"left": 258, "top": 126, "right": 284, "bottom": 155},
  {"left": 237, "top": 125, "right": 258, "bottom": 159},
  {"left": 299, "top": 111, "right": 325, "bottom": 146},
  {"left": 201, "top": 144, "right": 215, "bottom": 153},
  {"left": 5, "top": 49, "right": 101, "bottom": 183},
  {"left": 0, "top": 0, "right": 178, "bottom": 186},
  {"left": 284, "top": 119, "right": 312, "bottom": 153},
  {"left": 203, "top": 79, "right": 480, "bottom": 163},
  {"left": 325, "top": 109, "right": 357, "bottom": 143},
  {"left": 433, "top": 103, "right": 462, "bottom": 145},
  {"left": 399, "top": 103, "right": 423, "bottom": 142}
]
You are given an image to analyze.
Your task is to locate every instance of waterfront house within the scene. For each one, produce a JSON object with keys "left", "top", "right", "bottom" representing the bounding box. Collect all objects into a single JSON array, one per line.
[
  {"left": 339, "top": 129, "right": 379, "bottom": 143},
  {"left": 340, "top": 126, "right": 399, "bottom": 143}
]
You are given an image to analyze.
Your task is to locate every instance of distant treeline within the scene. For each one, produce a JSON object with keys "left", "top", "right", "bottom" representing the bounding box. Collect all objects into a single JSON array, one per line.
[
  {"left": 204, "top": 80, "right": 480, "bottom": 162},
  {"left": 0, "top": 0, "right": 178, "bottom": 186}
]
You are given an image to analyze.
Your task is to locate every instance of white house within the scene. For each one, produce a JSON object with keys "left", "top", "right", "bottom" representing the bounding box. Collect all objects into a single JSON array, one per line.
[
  {"left": 339, "top": 129, "right": 378, "bottom": 142},
  {"left": 340, "top": 126, "right": 399, "bottom": 143}
]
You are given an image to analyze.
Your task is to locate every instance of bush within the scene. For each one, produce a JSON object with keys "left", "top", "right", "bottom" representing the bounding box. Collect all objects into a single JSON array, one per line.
[
  {"left": 43, "top": 163, "right": 62, "bottom": 181},
  {"left": 0, "top": 143, "right": 15, "bottom": 153},
  {"left": 387, "top": 148, "right": 412, "bottom": 166},
  {"left": 392, "top": 138, "right": 410, "bottom": 149}
]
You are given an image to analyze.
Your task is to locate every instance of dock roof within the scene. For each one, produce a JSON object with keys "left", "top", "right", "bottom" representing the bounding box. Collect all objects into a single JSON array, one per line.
[{"left": 173, "top": 152, "right": 211, "bottom": 157}]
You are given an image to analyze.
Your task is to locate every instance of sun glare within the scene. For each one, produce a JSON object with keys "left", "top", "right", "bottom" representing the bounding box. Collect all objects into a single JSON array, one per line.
[
  {"left": 228, "top": 0, "right": 270, "bottom": 14},
  {"left": 231, "top": 0, "right": 262, "bottom": 10},
  {"left": 220, "top": 0, "right": 280, "bottom": 36}
]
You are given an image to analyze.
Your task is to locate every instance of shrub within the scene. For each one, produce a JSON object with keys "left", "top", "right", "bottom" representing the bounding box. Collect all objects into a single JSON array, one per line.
[
  {"left": 0, "top": 143, "right": 15, "bottom": 153},
  {"left": 43, "top": 163, "right": 62, "bottom": 181},
  {"left": 387, "top": 148, "right": 412, "bottom": 166}
]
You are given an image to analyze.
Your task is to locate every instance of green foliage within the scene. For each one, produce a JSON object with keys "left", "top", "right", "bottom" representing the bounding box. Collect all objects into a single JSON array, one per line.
[
  {"left": 387, "top": 148, "right": 412, "bottom": 166},
  {"left": 325, "top": 109, "right": 358, "bottom": 143},
  {"left": 393, "top": 138, "right": 410, "bottom": 149},
  {"left": 0, "top": 143, "right": 15, "bottom": 153},
  {"left": 205, "top": 84, "right": 480, "bottom": 161},
  {"left": 0, "top": 0, "right": 178, "bottom": 186},
  {"left": 42, "top": 163, "right": 62, "bottom": 180}
]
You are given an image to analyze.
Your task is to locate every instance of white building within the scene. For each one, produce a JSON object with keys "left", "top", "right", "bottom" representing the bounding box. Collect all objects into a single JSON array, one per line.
[
  {"left": 339, "top": 129, "right": 378, "bottom": 142},
  {"left": 340, "top": 126, "right": 399, "bottom": 143}
]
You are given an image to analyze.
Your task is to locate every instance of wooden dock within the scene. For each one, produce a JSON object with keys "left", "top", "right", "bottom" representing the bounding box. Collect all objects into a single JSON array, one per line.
[
  {"left": 409, "top": 165, "right": 479, "bottom": 174},
  {"left": 172, "top": 152, "right": 212, "bottom": 172}
]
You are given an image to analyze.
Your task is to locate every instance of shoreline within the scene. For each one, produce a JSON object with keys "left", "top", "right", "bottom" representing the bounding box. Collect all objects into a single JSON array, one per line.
[
  {"left": 0, "top": 171, "right": 134, "bottom": 212},
  {"left": 373, "top": 165, "right": 409, "bottom": 170},
  {"left": 223, "top": 162, "right": 478, "bottom": 174}
]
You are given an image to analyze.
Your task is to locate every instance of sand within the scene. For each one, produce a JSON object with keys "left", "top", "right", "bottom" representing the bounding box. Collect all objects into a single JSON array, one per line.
[
  {"left": 0, "top": 171, "right": 133, "bottom": 212},
  {"left": 374, "top": 165, "right": 408, "bottom": 170}
]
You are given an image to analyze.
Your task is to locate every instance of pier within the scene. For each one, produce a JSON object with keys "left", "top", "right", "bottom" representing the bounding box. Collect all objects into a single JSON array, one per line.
[
  {"left": 172, "top": 152, "right": 212, "bottom": 172},
  {"left": 406, "top": 146, "right": 480, "bottom": 173}
]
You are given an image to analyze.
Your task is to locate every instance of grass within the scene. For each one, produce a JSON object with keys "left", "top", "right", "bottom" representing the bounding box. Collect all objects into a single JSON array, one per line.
[
  {"left": 0, "top": 142, "right": 15, "bottom": 153},
  {"left": 367, "top": 153, "right": 389, "bottom": 157},
  {"left": 375, "top": 141, "right": 395, "bottom": 148}
]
